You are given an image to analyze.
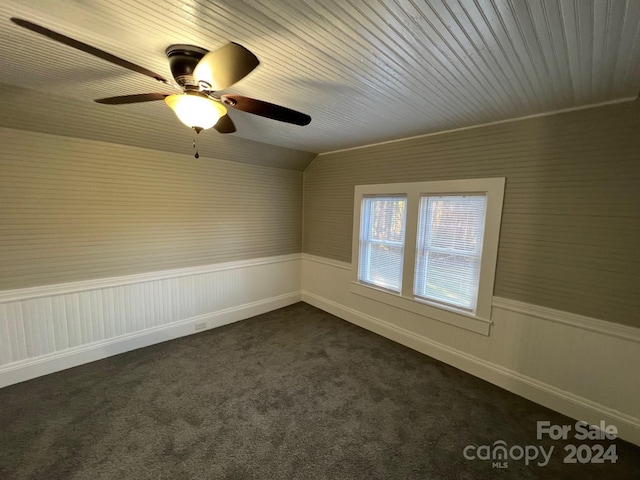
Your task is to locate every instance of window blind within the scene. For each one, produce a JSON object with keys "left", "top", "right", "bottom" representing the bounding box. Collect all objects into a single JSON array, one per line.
[
  {"left": 414, "top": 195, "right": 486, "bottom": 311},
  {"left": 358, "top": 196, "right": 406, "bottom": 292}
]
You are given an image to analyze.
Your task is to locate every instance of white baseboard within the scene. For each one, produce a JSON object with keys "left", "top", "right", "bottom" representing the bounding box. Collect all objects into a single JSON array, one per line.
[
  {"left": 302, "top": 290, "right": 640, "bottom": 446},
  {"left": 0, "top": 292, "right": 301, "bottom": 388}
]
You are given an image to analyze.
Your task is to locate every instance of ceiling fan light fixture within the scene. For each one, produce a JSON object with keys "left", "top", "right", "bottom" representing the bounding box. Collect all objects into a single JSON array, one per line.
[{"left": 164, "top": 93, "right": 227, "bottom": 131}]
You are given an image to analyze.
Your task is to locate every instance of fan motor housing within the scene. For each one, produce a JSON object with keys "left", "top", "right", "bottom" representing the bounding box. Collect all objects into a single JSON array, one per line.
[{"left": 166, "top": 44, "right": 208, "bottom": 89}]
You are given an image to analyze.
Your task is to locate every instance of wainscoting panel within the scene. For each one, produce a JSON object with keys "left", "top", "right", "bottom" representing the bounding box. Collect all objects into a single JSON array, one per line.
[
  {"left": 301, "top": 254, "right": 640, "bottom": 446},
  {"left": 0, "top": 254, "right": 302, "bottom": 388}
]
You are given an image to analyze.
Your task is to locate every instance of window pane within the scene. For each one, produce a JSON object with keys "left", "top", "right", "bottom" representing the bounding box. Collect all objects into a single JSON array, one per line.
[
  {"left": 363, "top": 197, "right": 406, "bottom": 244},
  {"left": 415, "top": 252, "right": 480, "bottom": 309},
  {"left": 427, "top": 197, "right": 485, "bottom": 253},
  {"left": 414, "top": 195, "right": 486, "bottom": 311},
  {"left": 359, "top": 196, "right": 406, "bottom": 292},
  {"left": 363, "top": 243, "right": 404, "bottom": 291}
]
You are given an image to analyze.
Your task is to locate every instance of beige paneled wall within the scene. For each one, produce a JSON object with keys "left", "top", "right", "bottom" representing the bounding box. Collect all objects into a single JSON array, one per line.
[
  {"left": 303, "top": 99, "right": 640, "bottom": 327},
  {"left": 0, "top": 128, "right": 302, "bottom": 290}
]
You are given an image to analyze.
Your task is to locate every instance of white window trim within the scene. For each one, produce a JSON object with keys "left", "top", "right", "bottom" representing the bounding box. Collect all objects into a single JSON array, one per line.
[{"left": 350, "top": 178, "right": 506, "bottom": 336}]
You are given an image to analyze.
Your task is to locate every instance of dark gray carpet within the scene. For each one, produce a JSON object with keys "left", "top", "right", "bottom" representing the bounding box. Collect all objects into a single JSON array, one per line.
[{"left": 1, "top": 302, "right": 638, "bottom": 479}]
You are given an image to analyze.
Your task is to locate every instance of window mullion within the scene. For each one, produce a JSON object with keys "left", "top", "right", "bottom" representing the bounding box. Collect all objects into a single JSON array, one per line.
[{"left": 401, "top": 191, "right": 419, "bottom": 298}]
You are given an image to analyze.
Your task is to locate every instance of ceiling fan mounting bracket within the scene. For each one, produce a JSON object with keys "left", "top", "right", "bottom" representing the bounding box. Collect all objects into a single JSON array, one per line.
[{"left": 165, "top": 44, "right": 209, "bottom": 88}]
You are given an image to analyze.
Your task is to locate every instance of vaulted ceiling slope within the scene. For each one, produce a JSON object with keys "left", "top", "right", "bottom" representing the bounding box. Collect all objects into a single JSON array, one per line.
[{"left": 1, "top": 0, "right": 639, "bottom": 170}]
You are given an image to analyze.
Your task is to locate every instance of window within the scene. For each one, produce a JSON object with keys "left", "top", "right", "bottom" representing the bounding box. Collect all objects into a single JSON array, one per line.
[
  {"left": 358, "top": 196, "right": 407, "bottom": 292},
  {"left": 351, "top": 178, "right": 505, "bottom": 335},
  {"left": 414, "top": 195, "right": 486, "bottom": 312}
]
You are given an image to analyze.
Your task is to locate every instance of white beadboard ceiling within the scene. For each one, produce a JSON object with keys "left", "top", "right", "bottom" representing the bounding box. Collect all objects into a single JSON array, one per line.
[{"left": 0, "top": 0, "right": 639, "bottom": 170}]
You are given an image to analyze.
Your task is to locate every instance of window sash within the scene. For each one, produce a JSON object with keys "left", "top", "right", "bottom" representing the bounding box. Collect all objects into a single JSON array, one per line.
[{"left": 359, "top": 242, "right": 405, "bottom": 292}]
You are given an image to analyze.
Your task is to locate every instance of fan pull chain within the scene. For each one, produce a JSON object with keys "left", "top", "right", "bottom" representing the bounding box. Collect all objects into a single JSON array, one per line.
[{"left": 192, "top": 131, "right": 199, "bottom": 159}]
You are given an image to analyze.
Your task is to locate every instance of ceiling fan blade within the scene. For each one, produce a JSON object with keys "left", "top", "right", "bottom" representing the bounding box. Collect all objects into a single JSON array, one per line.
[
  {"left": 221, "top": 95, "right": 311, "bottom": 126},
  {"left": 95, "top": 93, "right": 170, "bottom": 104},
  {"left": 214, "top": 114, "right": 236, "bottom": 134},
  {"left": 193, "top": 43, "right": 259, "bottom": 91},
  {"left": 11, "top": 17, "right": 173, "bottom": 86}
]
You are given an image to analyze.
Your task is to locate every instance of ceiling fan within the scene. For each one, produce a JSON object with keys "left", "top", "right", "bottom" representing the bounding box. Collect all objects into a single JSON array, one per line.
[{"left": 10, "top": 17, "right": 311, "bottom": 134}]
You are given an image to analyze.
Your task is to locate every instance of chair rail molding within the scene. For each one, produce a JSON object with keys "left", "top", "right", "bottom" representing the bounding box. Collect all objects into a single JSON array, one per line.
[{"left": 0, "top": 254, "right": 303, "bottom": 388}]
